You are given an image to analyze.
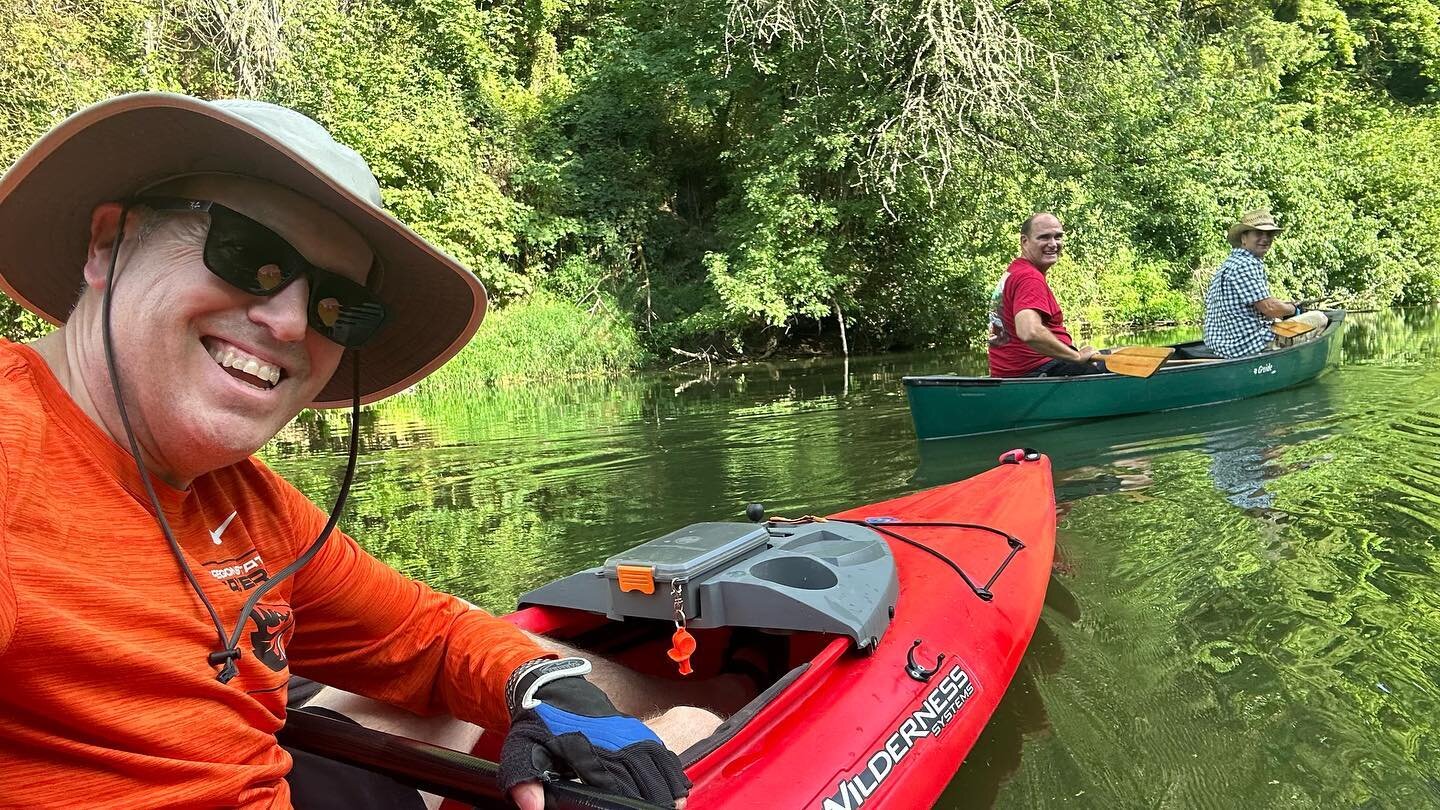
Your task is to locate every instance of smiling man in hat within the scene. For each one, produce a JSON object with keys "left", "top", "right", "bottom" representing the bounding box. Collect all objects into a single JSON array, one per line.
[
  {"left": 0, "top": 94, "right": 704, "bottom": 809},
  {"left": 1202, "top": 209, "right": 1329, "bottom": 358}
]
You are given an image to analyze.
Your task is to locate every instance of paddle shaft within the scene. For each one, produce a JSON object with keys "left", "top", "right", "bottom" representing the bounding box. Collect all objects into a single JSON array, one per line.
[{"left": 277, "top": 708, "right": 665, "bottom": 810}]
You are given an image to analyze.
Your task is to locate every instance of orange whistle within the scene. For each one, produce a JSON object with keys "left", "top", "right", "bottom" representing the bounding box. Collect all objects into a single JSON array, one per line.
[{"left": 667, "top": 628, "right": 697, "bottom": 676}]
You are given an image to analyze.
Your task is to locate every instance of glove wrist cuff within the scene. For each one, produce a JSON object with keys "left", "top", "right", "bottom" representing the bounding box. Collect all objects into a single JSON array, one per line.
[{"left": 506, "top": 656, "right": 592, "bottom": 715}]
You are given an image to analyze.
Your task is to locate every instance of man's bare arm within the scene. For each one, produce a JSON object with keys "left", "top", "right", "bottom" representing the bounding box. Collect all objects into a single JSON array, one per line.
[
  {"left": 1014, "top": 309, "right": 1097, "bottom": 363},
  {"left": 1252, "top": 297, "right": 1299, "bottom": 319}
]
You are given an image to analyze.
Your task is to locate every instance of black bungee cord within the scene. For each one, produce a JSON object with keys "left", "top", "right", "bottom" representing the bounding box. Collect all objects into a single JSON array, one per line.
[
  {"left": 102, "top": 203, "right": 362, "bottom": 682},
  {"left": 768, "top": 514, "right": 1026, "bottom": 602},
  {"left": 834, "top": 520, "right": 1025, "bottom": 602}
]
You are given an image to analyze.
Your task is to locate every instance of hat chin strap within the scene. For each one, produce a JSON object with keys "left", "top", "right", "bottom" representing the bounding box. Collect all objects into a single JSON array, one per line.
[{"left": 101, "top": 203, "right": 363, "bottom": 683}]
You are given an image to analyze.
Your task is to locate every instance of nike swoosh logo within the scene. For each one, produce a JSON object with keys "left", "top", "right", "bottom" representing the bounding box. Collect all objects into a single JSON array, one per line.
[{"left": 210, "top": 511, "right": 238, "bottom": 545}]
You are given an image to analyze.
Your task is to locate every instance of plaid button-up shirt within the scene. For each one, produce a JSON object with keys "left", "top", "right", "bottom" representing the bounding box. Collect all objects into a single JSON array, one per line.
[{"left": 1203, "top": 248, "right": 1273, "bottom": 358}]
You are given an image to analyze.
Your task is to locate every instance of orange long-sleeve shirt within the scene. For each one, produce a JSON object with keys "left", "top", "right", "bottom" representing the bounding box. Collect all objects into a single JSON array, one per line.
[{"left": 0, "top": 340, "right": 549, "bottom": 808}]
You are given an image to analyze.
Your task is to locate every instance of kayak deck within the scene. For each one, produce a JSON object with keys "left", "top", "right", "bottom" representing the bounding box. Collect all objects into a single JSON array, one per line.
[{"left": 458, "top": 453, "right": 1055, "bottom": 809}]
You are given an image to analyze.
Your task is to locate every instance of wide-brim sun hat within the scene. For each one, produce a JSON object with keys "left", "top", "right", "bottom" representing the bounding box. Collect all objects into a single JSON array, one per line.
[
  {"left": 0, "top": 92, "right": 486, "bottom": 408},
  {"left": 1226, "top": 209, "right": 1283, "bottom": 248}
]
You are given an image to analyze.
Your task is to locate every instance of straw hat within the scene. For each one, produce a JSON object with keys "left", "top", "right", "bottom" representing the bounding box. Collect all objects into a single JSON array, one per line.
[
  {"left": 0, "top": 93, "right": 487, "bottom": 407},
  {"left": 1226, "top": 209, "right": 1283, "bottom": 248}
]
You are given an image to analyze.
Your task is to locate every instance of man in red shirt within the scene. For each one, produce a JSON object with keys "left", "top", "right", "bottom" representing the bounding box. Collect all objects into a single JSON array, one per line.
[{"left": 987, "top": 212, "right": 1103, "bottom": 377}]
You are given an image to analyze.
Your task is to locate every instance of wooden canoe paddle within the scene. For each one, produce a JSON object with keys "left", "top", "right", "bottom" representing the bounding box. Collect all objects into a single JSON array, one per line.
[
  {"left": 1099, "top": 346, "right": 1175, "bottom": 378},
  {"left": 1272, "top": 319, "right": 1317, "bottom": 338}
]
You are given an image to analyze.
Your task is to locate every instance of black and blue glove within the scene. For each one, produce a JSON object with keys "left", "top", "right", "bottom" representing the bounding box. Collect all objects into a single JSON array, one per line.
[{"left": 500, "top": 657, "right": 691, "bottom": 804}]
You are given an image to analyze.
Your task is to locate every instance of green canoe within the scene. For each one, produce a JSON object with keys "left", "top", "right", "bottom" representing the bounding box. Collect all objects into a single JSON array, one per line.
[{"left": 903, "top": 311, "right": 1345, "bottom": 440}]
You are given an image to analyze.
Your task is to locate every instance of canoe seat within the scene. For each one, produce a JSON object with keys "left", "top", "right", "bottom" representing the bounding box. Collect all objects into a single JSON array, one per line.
[{"left": 1173, "top": 344, "right": 1222, "bottom": 360}]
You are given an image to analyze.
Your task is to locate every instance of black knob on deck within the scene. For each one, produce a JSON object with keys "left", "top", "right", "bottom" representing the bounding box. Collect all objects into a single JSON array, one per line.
[{"left": 745, "top": 502, "right": 765, "bottom": 522}]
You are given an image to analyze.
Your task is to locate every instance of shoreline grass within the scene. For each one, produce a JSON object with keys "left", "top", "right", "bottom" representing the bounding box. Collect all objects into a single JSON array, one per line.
[{"left": 417, "top": 291, "right": 649, "bottom": 391}]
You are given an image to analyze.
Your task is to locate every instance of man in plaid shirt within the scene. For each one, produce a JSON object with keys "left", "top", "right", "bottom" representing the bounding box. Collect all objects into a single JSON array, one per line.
[{"left": 1202, "top": 210, "right": 1328, "bottom": 358}]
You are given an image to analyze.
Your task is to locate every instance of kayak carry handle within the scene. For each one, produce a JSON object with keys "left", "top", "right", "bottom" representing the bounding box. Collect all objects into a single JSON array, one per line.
[
  {"left": 998, "top": 448, "right": 1041, "bottom": 465},
  {"left": 905, "top": 639, "right": 946, "bottom": 682}
]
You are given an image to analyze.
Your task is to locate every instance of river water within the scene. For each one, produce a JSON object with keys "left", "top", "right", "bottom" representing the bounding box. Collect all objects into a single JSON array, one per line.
[{"left": 266, "top": 306, "right": 1440, "bottom": 808}]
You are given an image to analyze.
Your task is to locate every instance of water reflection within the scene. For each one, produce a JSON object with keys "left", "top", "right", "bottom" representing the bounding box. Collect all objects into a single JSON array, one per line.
[
  {"left": 263, "top": 355, "right": 941, "bottom": 609},
  {"left": 261, "top": 307, "right": 1440, "bottom": 808},
  {"left": 914, "top": 377, "right": 1340, "bottom": 492}
]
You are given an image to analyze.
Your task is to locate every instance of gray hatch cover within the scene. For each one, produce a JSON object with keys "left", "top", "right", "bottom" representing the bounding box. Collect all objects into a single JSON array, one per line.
[{"left": 519, "top": 521, "right": 898, "bottom": 650}]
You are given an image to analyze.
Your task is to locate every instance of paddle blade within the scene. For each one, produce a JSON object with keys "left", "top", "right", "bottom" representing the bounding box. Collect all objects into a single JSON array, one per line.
[
  {"left": 1107, "top": 346, "right": 1174, "bottom": 360},
  {"left": 1102, "top": 346, "right": 1174, "bottom": 378},
  {"left": 1272, "top": 319, "right": 1317, "bottom": 338}
]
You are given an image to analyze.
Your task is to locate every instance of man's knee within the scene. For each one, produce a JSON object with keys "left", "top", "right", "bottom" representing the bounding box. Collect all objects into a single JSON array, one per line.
[
  {"left": 647, "top": 706, "right": 723, "bottom": 753},
  {"left": 1277, "top": 310, "right": 1329, "bottom": 346},
  {"left": 650, "top": 705, "right": 720, "bottom": 726}
]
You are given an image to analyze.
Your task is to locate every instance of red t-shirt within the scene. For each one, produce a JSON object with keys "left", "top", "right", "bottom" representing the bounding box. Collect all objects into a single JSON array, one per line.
[
  {"left": 0, "top": 340, "right": 551, "bottom": 808},
  {"left": 986, "top": 258, "right": 1074, "bottom": 377}
]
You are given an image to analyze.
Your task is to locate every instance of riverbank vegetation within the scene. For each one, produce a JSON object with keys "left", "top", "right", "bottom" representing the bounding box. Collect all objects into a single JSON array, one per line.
[
  {"left": 4, "top": 0, "right": 1439, "bottom": 379},
  {"left": 434, "top": 292, "right": 647, "bottom": 387}
]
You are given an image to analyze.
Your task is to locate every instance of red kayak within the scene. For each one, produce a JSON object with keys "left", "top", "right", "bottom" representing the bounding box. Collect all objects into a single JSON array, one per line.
[{"left": 459, "top": 450, "right": 1055, "bottom": 809}]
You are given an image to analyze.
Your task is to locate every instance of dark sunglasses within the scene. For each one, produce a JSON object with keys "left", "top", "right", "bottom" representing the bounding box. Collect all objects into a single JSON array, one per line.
[{"left": 134, "top": 197, "right": 387, "bottom": 347}]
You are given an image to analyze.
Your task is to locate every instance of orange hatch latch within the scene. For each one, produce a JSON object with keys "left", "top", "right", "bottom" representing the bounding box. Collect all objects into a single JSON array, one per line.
[{"left": 615, "top": 564, "right": 656, "bottom": 595}]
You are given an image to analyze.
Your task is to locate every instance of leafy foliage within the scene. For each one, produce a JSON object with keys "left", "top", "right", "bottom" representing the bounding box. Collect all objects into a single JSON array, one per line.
[{"left": 3, "top": 0, "right": 1440, "bottom": 365}]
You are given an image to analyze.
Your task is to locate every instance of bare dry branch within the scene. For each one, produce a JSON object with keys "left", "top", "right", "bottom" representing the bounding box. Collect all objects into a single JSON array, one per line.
[
  {"left": 724, "top": 0, "right": 1057, "bottom": 205},
  {"left": 163, "top": 0, "right": 290, "bottom": 95}
]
